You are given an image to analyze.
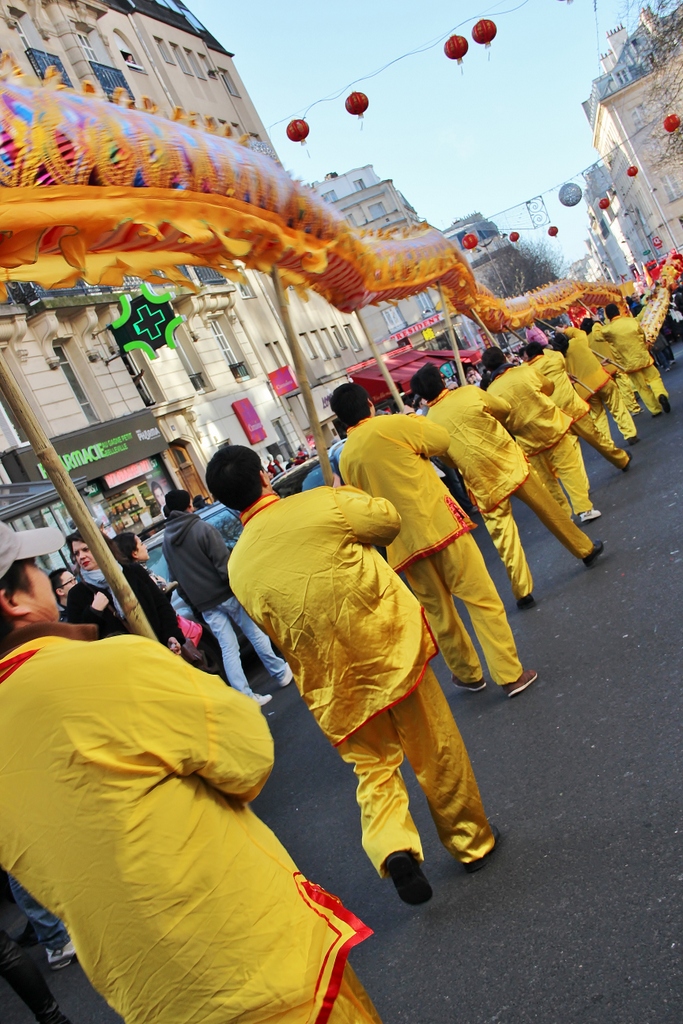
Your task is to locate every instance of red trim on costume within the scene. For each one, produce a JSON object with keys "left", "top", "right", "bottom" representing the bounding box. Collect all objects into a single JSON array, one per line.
[
  {"left": 0, "top": 649, "right": 38, "bottom": 684},
  {"left": 240, "top": 494, "right": 280, "bottom": 526},
  {"left": 333, "top": 611, "right": 438, "bottom": 748},
  {"left": 427, "top": 389, "right": 450, "bottom": 408},
  {"left": 393, "top": 495, "right": 475, "bottom": 573},
  {"left": 296, "top": 877, "right": 373, "bottom": 1024},
  {"left": 345, "top": 417, "right": 372, "bottom": 436}
]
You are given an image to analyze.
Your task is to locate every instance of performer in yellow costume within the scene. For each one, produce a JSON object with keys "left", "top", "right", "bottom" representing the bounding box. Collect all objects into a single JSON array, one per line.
[
  {"left": 598, "top": 303, "right": 671, "bottom": 417},
  {"left": 0, "top": 524, "right": 380, "bottom": 1024},
  {"left": 409, "top": 364, "right": 602, "bottom": 610},
  {"left": 481, "top": 348, "right": 601, "bottom": 523},
  {"left": 581, "top": 318, "right": 642, "bottom": 418},
  {"left": 561, "top": 323, "right": 639, "bottom": 443},
  {"left": 205, "top": 446, "right": 498, "bottom": 905},
  {"left": 524, "top": 340, "right": 631, "bottom": 471},
  {"left": 330, "top": 383, "right": 536, "bottom": 698}
]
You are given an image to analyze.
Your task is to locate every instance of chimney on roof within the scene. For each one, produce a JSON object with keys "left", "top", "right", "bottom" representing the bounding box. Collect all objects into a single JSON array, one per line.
[{"left": 606, "top": 24, "right": 629, "bottom": 61}]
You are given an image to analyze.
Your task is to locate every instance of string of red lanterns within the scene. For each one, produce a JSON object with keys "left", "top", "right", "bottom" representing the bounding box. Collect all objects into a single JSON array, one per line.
[
  {"left": 509, "top": 231, "right": 520, "bottom": 243},
  {"left": 598, "top": 197, "right": 611, "bottom": 210},
  {"left": 663, "top": 113, "right": 681, "bottom": 133},
  {"left": 345, "top": 92, "right": 369, "bottom": 118},
  {"left": 461, "top": 233, "right": 479, "bottom": 250},
  {"left": 548, "top": 226, "right": 559, "bottom": 237}
]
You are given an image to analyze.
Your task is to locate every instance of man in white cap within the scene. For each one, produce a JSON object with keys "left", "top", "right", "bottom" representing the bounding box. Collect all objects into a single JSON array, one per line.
[{"left": 0, "top": 521, "right": 383, "bottom": 1024}]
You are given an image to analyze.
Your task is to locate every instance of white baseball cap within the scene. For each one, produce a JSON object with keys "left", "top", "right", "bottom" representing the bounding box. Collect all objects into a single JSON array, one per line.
[{"left": 0, "top": 521, "right": 65, "bottom": 579}]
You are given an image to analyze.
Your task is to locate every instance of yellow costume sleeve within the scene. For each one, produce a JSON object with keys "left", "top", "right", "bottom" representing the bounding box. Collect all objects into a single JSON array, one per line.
[
  {"left": 333, "top": 486, "right": 402, "bottom": 548},
  {"left": 536, "top": 371, "right": 555, "bottom": 397},
  {"left": 482, "top": 392, "right": 512, "bottom": 423},
  {"left": 410, "top": 418, "right": 453, "bottom": 458}
]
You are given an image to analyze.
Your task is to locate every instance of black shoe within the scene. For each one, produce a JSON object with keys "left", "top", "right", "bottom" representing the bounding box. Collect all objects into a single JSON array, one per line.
[
  {"left": 36, "top": 1003, "right": 73, "bottom": 1024},
  {"left": 627, "top": 436, "right": 640, "bottom": 445},
  {"left": 385, "top": 851, "right": 433, "bottom": 905},
  {"left": 622, "top": 452, "right": 632, "bottom": 472},
  {"left": 463, "top": 824, "right": 501, "bottom": 874},
  {"left": 12, "top": 920, "right": 39, "bottom": 947},
  {"left": 516, "top": 594, "right": 535, "bottom": 610},
  {"left": 583, "top": 539, "right": 604, "bottom": 568},
  {"left": 659, "top": 394, "right": 671, "bottom": 414}
]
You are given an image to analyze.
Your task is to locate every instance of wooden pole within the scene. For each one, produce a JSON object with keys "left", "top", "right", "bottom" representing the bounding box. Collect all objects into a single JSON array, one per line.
[
  {"left": 0, "top": 353, "right": 156, "bottom": 639},
  {"left": 469, "top": 307, "right": 501, "bottom": 349},
  {"left": 437, "top": 281, "right": 467, "bottom": 386},
  {"left": 355, "top": 309, "right": 405, "bottom": 411},
  {"left": 270, "top": 268, "right": 334, "bottom": 485}
]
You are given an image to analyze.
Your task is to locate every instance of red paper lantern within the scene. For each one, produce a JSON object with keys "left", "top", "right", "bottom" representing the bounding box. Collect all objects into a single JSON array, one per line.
[
  {"left": 444, "top": 35, "right": 469, "bottom": 63},
  {"left": 548, "top": 226, "right": 559, "bottom": 237},
  {"left": 663, "top": 113, "right": 681, "bottom": 133},
  {"left": 509, "top": 231, "right": 520, "bottom": 243},
  {"left": 472, "top": 19, "right": 497, "bottom": 47},
  {"left": 462, "top": 232, "right": 479, "bottom": 250},
  {"left": 286, "top": 119, "right": 309, "bottom": 144},
  {"left": 627, "top": 165, "right": 638, "bottom": 177},
  {"left": 345, "top": 92, "right": 369, "bottom": 118},
  {"left": 598, "top": 197, "right": 610, "bottom": 210}
]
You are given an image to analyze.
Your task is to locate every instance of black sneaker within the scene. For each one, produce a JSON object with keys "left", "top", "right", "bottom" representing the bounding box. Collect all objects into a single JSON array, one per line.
[
  {"left": 627, "top": 436, "right": 640, "bottom": 445},
  {"left": 622, "top": 452, "right": 632, "bottom": 472},
  {"left": 463, "top": 824, "right": 502, "bottom": 873},
  {"left": 583, "top": 540, "right": 604, "bottom": 568},
  {"left": 659, "top": 394, "right": 671, "bottom": 414},
  {"left": 37, "top": 1004, "right": 73, "bottom": 1024},
  {"left": 516, "top": 594, "right": 536, "bottom": 610},
  {"left": 385, "top": 851, "right": 433, "bottom": 905}
]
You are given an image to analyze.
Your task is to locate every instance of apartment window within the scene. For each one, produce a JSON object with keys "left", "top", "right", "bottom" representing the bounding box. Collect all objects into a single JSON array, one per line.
[
  {"left": 661, "top": 173, "right": 683, "bottom": 202},
  {"left": 237, "top": 279, "right": 255, "bottom": 298},
  {"left": 186, "top": 50, "right": 205, "bottom": 79},
  {"left": 322, "top": 190, "right": 338, "bottom": 202},
  {"left": 198, "top": 54, "right": 211, "bottom": 79},
  {"left": 210, "top": 321, "right": 251, "bottom": 380},
  {"left": 300, "top": 332, "right": 318, "bottom": 359},
  {"left": 320, "top": 327, "right": 335, "bottom": 355},
  {"left": 332, "top": 325, "right": 347, "bottom": 350},
  {"left": 155, "top": 38, "right": 174, "bottom": 63},
  {"left": 52, "top": 345, "right": 98, "bottom": 424},
  {"left": 218, "top": 68, "right": 240, "bottom": 97},
  {"left": 382, "top": 307, "right": 406, "bottom": 332},
  {"left": 120, "top": 50, "right": 145, "bottom": 72},
  {"left": 344, "top": 324, "right": 362, "bottom": 352},
  {"left": 353, "top": 178, "right": 365, "bottom": 191},
  {"left": 369, "top": 201, "right": 387, "bottom": 220},
  {"left": 418, "top": 292, "right": 436, "bottom": 316},
  {"left": 78, "top": 33, "right": 98, "bottom": 62},
  {"left": 310, "top": 329, "right": 328, "bottom": 358},
  {"left": 171, "top": 44, "right": 192, "bottom": 75},
  {"left": 632, "top": 105, "right": 646, "bottom": 129}
]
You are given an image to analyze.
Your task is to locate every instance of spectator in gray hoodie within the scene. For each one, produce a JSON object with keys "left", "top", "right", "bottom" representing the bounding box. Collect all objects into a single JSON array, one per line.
[{"left": 161, "top": 489, "right": 292, "bottom": 706}]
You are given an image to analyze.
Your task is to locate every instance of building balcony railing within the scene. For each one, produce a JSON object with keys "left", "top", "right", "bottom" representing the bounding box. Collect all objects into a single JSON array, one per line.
[
  {"left": 7, "top": 281, "right": 118, "bottom": 306},
  {"left": 229, "top": 361, "right": 251, "bottom": 382},
  {"left": 24, "top": 48, "right": 73, "bottom": 86},
  {"left": 194, "top": 266, "right": 227, "bottom": 285},
  {"left": 89, "top": 62, "right": 134, "bottom": 101},
  {"left": 188, "top": 372, "right": 207, "bottom": 393}
]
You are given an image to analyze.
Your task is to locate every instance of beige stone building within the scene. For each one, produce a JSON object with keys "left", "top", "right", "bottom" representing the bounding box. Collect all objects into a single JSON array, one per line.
[
  {"left": 0, "top": 0, "right": 372, "bottom": 539},
  {"left": 582, "top": 14, "right": 683, "bottom": 276}
]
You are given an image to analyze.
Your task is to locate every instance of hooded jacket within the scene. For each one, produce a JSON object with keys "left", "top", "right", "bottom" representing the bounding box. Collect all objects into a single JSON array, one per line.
[{"left": 162, "top": 511, "right": 232, "bottom": 612}]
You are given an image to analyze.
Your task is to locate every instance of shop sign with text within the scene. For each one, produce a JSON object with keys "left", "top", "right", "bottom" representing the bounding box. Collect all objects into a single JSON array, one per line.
[
  {"left": 232, "top": 399, "right": 267, "bottom": 444},
  {"left": 390, "top": 314, "right": 443, "bottom": 343}
]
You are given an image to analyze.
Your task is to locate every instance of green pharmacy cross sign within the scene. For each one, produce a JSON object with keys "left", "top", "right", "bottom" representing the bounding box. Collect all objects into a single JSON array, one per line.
[{"left": 109, "top": 282, "right": 185, "bottom": 360}]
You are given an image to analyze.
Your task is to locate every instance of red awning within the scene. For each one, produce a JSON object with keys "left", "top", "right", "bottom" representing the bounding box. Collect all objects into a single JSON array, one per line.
[{"left": 346, "top": 347, "right": 482, "bottom": 403}]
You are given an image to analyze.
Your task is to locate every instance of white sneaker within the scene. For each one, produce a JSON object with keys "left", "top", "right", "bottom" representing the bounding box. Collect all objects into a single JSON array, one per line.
[
  {"left": 47, "top": 941, "right": 76, "bottom": 970},
  {"left": 253, "top": 692, "right": 273, "bottom": 707},
  {"left": 579, "top": 509, "right": 602, "bottom": 523},
  {"left": 277, "top": 664, "right": 294, "bottom": 688}
]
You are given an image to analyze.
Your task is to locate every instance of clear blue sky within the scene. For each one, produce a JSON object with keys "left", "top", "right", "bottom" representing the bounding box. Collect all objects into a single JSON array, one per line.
[{"left": 191, "top": 0, "right": 636, "bottom": 264}]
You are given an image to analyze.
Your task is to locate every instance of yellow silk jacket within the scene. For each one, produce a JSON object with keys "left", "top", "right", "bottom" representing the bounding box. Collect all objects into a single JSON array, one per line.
[
  {"left": 229, "top": 488, "right": 437, "bottom": 746},
  {"left": 425, "top": 385, "right": 530, "bottom": 513},
  {"left": 586, "top": 324, "right": 618, "bottom": 377},
  {"left": 527, "top": 350, "right": 589, "bottom": 422},
  {"left": 0, "top": 628, "right": 370, "bottom": 1024},
  {"left": 487, "top": 363, "right": 573, "bottom": 456},
  {"left": 338, "top": 414, "right": 475, "bottom": 572},
  {"left": 599, "top": 314, "right": 653, "bottom": 373},
  {"left": 563, "top": 327, "right": 613, "bottom": 398}
]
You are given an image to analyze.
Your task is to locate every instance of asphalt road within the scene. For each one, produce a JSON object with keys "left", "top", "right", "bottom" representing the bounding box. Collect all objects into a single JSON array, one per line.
[{"left": 2, "top": 355, "right": 682, "bottom": 1024}]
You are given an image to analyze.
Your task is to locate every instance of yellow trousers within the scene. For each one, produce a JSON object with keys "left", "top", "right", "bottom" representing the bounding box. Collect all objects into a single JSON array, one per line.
[
  {"left": 589, "top": 378, "right": 637, "bottom": 442},
  {"left": 628, "top": 364, "right": 669, "bottom": 416},
  {"left": 530, "top": 433, "right": 592, "bottom": 516},
  {"left": 615, "top": 372, "right": 642, "bottom": 415},
  {"left": 329, "top": 964, "right": 383, "bottom": 1024},
  {"left": 337, "top": 668, "right": 493, "bottom": 875},
  {"left": 571, "top": 412, "right": 630, "bottom": 469},
  {"left": 404, "top": 534, "right": 523, "bottom": 685},
  {"left": 482, "top": 467, "right": 594, "bottom": 600}
]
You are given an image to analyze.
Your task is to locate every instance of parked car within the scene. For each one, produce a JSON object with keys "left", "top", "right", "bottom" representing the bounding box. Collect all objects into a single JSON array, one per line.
[{"left": 272, "top": 457, "right": 320, "bottom": 497}]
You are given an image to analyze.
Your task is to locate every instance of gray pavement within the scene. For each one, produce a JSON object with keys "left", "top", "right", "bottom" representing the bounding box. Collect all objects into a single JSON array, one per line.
[{"left": 2, "top": 358, "right": 682, "bottom": 1023}]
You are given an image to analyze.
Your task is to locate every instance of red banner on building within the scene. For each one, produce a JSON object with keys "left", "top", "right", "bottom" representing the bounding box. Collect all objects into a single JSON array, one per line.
[
  {"left": 268, "top": 366, "right": 298, "bottom": 396},
  {"left": 232, "top": 398, "right": 267, "bottom": 444}
]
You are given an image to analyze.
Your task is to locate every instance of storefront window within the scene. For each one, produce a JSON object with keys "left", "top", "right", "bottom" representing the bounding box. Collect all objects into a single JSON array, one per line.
[{"left": 84, "top": 457, "right": 173, "bottom": 536}]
